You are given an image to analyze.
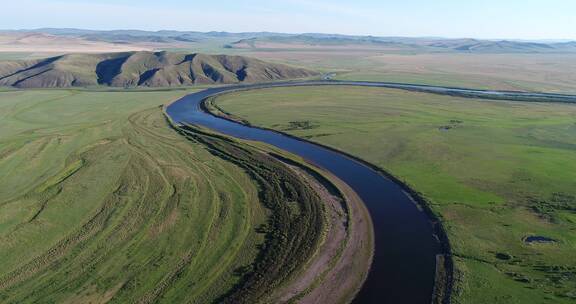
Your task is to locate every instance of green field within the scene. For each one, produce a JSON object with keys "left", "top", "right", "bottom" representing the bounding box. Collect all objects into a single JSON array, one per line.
[
  {"left": 0, "top": 89, "right": 369, "bottom": 303},
  {"left": 0, "top": 89, "right": 262, "bottom": 302},
  {"left": 215, "top": 86, "right": 576, "bottom": 303}
]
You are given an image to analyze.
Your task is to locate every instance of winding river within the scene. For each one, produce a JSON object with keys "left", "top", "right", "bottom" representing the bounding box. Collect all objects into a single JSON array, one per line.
[{"left": 166, "top": 80, "right": 576, "bottom": 303}]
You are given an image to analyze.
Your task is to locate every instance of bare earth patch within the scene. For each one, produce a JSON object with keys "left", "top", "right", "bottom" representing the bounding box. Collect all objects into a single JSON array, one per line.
[
  {"left": 270, "top": 158, "right": 374, "bottom": 303},
  {"left": 0, "top": 32, "right": 152, "bottom": 54}
]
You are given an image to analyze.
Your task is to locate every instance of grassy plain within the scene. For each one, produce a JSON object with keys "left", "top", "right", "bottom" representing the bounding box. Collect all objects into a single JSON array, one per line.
[
  {"left": 191, "top": 43, "right": 576, "bottom": 93},
  {"left": 0, "top": 88, "right": 368, "bottom": 303},
  {"left": 215, "top": 86, "right": 576, "bottom": 303},
  {"left": 0, "top": 89, "right": 273, "bottom": 303},
  {"left": 235, "top": 51, "right": 576, "bottom": 93},
  {"left": 173, "top": 44, "right": 576, "bottom": 94}
]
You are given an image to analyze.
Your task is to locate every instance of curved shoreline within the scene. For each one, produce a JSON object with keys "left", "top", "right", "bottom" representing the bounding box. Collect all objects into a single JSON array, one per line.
[
  {"left": 169, "top": 121, "right": 374, "bottom": 303},
  {"left": 163, "top": 104, "right": 374, "bottom": 303},
  {"left": 208, "top": 108, "right": 455, "bottom": 301},
  {"left": 268, "top": 152, "right": 374, "bottom": 303},
  {"left": 201, "top": 88, "right": 453, "bottom": 303},
  {"left": 162, "top": 78, "right": 576, "bottom": 302}
]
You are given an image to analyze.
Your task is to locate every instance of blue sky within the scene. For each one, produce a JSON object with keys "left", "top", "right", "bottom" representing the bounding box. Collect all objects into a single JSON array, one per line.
[{"left": 3, "top": 0, "right": 576, "bottom": 39}]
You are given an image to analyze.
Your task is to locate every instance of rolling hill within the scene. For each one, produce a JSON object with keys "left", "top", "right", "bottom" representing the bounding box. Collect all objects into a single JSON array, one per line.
[
  {"left": 4, "top": 29, "right": 576, "bottom": 54},
  {"left": 230, "top": 34, "right": 576, "bottom": 53},
  {"left": 230, "top": 34, "right": 422, "bottom": 50},
  {"left": 2, "top": 28, "right": 289, "bottom": 47},
  {"left": 425, "top": 38, "right": 576, "bottom": 53},
  {"left": 0, "top": 51, "right": 317, "bottom": 88}
]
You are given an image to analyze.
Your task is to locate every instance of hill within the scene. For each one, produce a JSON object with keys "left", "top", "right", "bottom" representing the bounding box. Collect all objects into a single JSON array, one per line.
[
  {"left": 4, "top": 29, "right": 576, "bottom": 54},
  {"left": 0, "top": 51, "right": 317, "bottom": 88},
  {"left": 230, "top": 34, "right": 422, "bottom": 50},
  {"left": 425, "top": 38, "right": 576, "bottom": 53},
  {"left": 2, "top": 29, "right": 289, "bottom": 48},
  {"left": 230, "top": 34, "right": 576, "bottom": 53}
]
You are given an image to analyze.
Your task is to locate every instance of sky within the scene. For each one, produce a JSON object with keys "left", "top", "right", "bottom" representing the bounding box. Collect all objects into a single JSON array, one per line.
[{"left": 2, "top": 0, "right": 576, "bottom": 39}]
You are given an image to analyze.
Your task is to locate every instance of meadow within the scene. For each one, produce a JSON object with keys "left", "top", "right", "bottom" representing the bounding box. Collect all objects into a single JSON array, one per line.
[
  {"left": 0, "top": 88, "right": 368, "bottom": 303},
  {"left": 0, "top": 91, "right": 266, "bottom": 303},
  {"left": 0, "top": 89, "right": 270, "bottom": 303},
  {"left": 215, "top": 85, "right": 576, "bottom": 303}
]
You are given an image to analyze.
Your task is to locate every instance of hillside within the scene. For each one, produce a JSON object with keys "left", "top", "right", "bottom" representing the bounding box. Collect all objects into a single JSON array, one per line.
[
  {"left": 231, "top": 34, "right": 415, "bottom": 49},
  {"left": 4, "top": 29, "right": 576, "bottom": 55},
  {"left": 426, "top": 38, "right": 576, "bottom": 53},
  {"left": 230, "top": 34, "right": 576, "bottom": 53},
  {"left": 0, "top": 51, "right": 317, "bottom": 88},
  {"left": 230, "top": 34, "right": 422, "bottom": 50}
]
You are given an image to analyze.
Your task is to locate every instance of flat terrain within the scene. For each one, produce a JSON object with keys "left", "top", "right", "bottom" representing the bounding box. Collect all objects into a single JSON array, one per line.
[
  {"left": 239, "top": 51, "right": 576, "bottom": 93},
  {"left": 333, "top": 53, "right": 576, "bottom": 93},
  {"left": 0, "top": 89, "right": 368, "bottom": 303},
  {"left": 215, "top": 86, "right": 576, "bottom": 303},
  {"left": 0, "top": 33, "right": 151, "bottom": 54}
]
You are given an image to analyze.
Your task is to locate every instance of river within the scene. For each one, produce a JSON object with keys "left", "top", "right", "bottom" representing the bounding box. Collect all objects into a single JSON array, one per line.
[{"left": 165, "top": 80, "right": 576, "bottom": 303}]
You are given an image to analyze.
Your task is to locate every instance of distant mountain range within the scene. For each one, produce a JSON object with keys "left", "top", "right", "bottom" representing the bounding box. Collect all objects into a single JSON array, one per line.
[
  {"left": 230, "top": 34, "right": 576, "bottom": 53},
  {"left": 0, "top": 51, "right": 316, "bottom": 88},
  {"left": 1, "top": 28, "right": 576, "bottom": 54},
  {"left": 2, "top": 28, "right": 288, "bottom": 44}
]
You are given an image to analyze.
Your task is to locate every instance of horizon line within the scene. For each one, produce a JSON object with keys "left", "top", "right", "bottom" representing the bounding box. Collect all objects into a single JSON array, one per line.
[{"left": 1, "top": 27, "right": 575, "bottom": 42}]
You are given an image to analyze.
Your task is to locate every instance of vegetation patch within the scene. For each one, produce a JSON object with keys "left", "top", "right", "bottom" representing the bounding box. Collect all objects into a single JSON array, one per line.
[
  {"left": 530, "top": 192, "right": 576, "bottom": 219},
  {"left": 175, "top": 125, "right": 326, "bottom": 303},
  {"left": 281, "top": 120, "right": 319, "bottom": 131},
  {"left": 439, "top": 119, "right": 464, "bottom": 131}
]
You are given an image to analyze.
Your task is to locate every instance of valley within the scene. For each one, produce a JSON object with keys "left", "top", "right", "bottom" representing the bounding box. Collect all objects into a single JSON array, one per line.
[{"left": 214, "top": 85, "right": 576, "bottom": 303}]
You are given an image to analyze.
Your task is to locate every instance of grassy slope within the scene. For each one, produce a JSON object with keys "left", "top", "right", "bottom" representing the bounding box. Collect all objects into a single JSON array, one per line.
[
  {"left": 215, "top": 86, "right": 576, "bottom": 303},
  {"left": 0, "top": 51, "right": 317, "bottom": 88},
  {"left": 0, "top": 90, "right": 270, "bottom": 303}
]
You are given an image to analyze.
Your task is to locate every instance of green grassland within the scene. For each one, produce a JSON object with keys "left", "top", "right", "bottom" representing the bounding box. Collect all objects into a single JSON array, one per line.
[
  {"left": 0, "top": 89, "right": 367, "bottom": 303},
  {"left": 0, "top": 89, "right": 266, "bottom": 302},
  {"left": 215, "top": 86, "right": 576, "bottom": 303},
  {"left": 0, "top": 90, "right": 260, "bottom": 302}
]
